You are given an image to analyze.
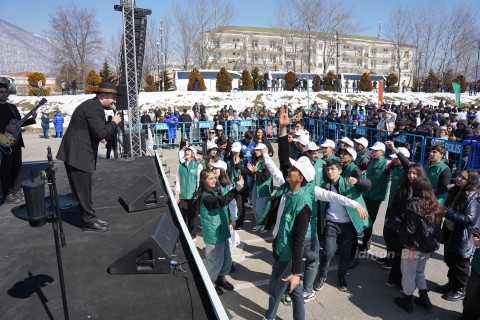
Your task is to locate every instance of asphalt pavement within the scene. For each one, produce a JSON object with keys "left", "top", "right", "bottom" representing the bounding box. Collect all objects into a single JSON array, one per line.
[{"left": 18, "top": 132, "right": 463, "bottom": 320}]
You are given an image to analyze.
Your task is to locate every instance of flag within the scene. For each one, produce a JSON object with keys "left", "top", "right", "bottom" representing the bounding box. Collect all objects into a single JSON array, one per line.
[
  {"left": 378, "top": 80, "right": 383, "bottom": 109},
  {"left": 452, "top": 81, "right": 461, "bottom": 107}
]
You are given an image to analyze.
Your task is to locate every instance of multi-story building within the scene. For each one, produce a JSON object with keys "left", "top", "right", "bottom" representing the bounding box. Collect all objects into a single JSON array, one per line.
[{"left": 205, "top": 26, "right": 414, "bottom": 84}]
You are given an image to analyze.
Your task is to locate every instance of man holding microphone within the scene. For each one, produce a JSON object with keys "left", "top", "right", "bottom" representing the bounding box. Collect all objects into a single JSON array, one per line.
[{"left": 57, "top": 82, "right": 122, "bottom": 232}]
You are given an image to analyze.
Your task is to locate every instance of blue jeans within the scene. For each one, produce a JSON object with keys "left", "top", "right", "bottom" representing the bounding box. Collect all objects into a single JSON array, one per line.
[
  {"left": 265, "top": 260, "right": 305, "bottom": 320},
  {"left": 303, "top": 236, "right": 320, "bottom": 294},
  {"left": 319, "top": 221, "right": 354, "bottom": 279},
  {"left": 204, "top": 241, "right": 232, "bottom": 282},
  {"left": 42, "top": 127, "right": 49, "bottom": 138}
]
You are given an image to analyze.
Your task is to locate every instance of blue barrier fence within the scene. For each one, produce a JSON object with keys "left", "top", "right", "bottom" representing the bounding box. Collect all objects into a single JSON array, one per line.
[{"left": 141, "top": 118, "right": 470, "bottom": 172}]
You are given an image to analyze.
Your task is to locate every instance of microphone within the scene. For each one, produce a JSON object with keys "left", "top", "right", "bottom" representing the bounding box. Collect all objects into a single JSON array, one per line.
[{"left": 111, "top": 104, "right": 116, "bottom": 112}]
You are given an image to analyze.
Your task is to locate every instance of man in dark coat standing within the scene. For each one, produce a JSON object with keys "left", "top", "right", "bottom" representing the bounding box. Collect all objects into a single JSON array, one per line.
[{"left": 56, "top": 82, "right": 121, "bottom": 231}]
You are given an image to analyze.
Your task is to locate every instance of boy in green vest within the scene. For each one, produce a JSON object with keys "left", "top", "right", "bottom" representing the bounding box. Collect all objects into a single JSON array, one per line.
[
  {"left": 360, "top": 141, "right": 389, "bottom": 252},
  {"left": 321, "top": 139, "right": 340, "bottom": 161},
  {"left": 174, "top": 146, "right": 203, "bottom": 240},
  {"left": 257, "top": 104, "right": 368, "bottom": 319},
  {"left": 424, "top": 145, "right": 451, "bottom": 205},
  {"left": 314, "top": 159, "right": 371, "bottom": 293},
  {"left": 353, "top": 137, "right": 370, "bottom": 171}
]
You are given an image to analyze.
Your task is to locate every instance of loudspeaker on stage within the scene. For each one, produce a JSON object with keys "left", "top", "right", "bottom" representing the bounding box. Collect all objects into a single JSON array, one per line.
[{"left": 119, "top": 175, "right": 167, "bottom": 212}]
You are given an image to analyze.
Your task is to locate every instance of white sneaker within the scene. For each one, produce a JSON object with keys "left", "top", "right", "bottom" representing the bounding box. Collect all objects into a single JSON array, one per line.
[
  {"left": 260, "top": 226, "right": 269, "bottom": 233},
  {"left": 252, "top": 225, "right": 262, "bottom": 231},
  {"left": 303, "top": 291, "right": 316, "bottom": 303}
]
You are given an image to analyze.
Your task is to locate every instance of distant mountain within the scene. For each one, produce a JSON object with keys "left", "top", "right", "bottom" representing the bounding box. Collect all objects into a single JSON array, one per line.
[{"left": 0, "top": 19, "right": 55, "bottom": 76}]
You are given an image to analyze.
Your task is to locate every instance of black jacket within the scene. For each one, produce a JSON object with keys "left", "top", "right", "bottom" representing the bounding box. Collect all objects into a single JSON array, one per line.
[
  {"left": 445, "top": 191, "right": 480, "bottom": 257},
  {"left": 387, "top": 198, "right": 441, "bottom": 253}
]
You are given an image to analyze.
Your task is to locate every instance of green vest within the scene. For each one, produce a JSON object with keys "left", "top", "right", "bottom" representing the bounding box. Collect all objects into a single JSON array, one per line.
[
  {"left": 255, "top": 160, "right": 273, "bottom": 197},
  {"left": 354, "top": 152, "right": 370, "bottom": 167},
  {"left": 324, "top": 153, "right": 340, "bottom": 162},
  {"left": 290, "top": 144, "right": 299, "bottom": 160},
  {"left": 424, "top": 161, "right": 449, "bottom": 205},
  {"left": 388, "top": 165, "right": 404, "bottom": 208},
  {"left": 199, "top": 191, "right": 230, "bottom": 244},
  {"left": 313, "top": 158, "right": 326, "bottom": 186},
  {"left": 363, "top": 156, "right": 389, "bottom": 201},
  {"left": 319, "top": 178, "right": 372, "bottom": 234},
  {"left": 342, "top": 161, "right": 359, "bottom": 178},
  {"left": 179, "top": 159, "right": 199, "bottom": 199},
  {"left": 472, "top": 248, "right": 480, "bottom": 276},
  {"left": 226, "top": 158, "right": 247, "bottom": 192},
  {"left": 273, "top": 184, "right": 315, "bottom": 261}
]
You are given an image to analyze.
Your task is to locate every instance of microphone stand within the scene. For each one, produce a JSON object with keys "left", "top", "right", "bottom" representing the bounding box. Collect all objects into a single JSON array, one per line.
[{"left": 43, "top": 146, "right": 69, "bottom": 320}]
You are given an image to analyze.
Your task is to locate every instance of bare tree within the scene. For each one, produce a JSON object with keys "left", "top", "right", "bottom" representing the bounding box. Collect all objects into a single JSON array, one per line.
[
  {"left": 385, "top": 5, "right": 413, "bottom": 88},
  {"left": 173, "top": 1, "right": 195, "bottom": 69},
  {"left": 105, "top": 30, "right": 124, "bottom": 81},
  {"left": 49, "top": 3, "right": 102, "bottom": 86}
]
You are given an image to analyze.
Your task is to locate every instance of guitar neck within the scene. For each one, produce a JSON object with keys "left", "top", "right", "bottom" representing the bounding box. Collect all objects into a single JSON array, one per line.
[{"left": 16, "top": 98, "right": 47, "bottom": 127}]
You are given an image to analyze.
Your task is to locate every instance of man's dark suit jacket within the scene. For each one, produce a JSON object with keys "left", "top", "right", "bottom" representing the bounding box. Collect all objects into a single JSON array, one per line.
[{"left": 57, "top": 97, "right": 118, "bottom": 173}]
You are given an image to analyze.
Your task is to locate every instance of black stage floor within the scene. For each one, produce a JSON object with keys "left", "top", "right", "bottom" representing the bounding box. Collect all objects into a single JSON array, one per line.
[{"left": 0, "top": 157, "right": 212, "bottom": 320}]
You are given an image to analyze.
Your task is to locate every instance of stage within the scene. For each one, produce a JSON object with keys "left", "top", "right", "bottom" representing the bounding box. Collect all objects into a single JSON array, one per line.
[{"left": 0, "top": 156, "right": 222, "bottom": 319}]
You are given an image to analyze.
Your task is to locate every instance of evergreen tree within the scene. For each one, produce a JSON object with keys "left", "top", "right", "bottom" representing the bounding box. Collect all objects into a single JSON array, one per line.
[
  {"left": 187, "top": 68, "right": 206, "bottom": 91},
  {"left": 84, "top": 70, "right": 101, "bottom": 94},
  {"left": 251, "top": 67, "right": 263, "bottom": 90},
  {"left": 359, "top": 73, "right": 372, "bottom": 91},
  {"left": 284, "top": 71, "right": 296, "bottom": 91},
  {"left": 325, "top": 71, "right": 337, "bottom": 91},
  {"left": 216, "top": 67, "right": 233, "bottom": 92},
  {"left": 452, "top": 74, "right": 467, "bottom": 93},
  {"left": 144, "top": 75, "right": 158, "bottom": 92},
  {"left": 99, "top": 59, "right": 117, "bottom": 83},
  {"left": 426, "top": 70, "right": 440, "bottom": 93},
  {"left": 312, "top": 75, "right": 321, "bottom": 92},
  {"left": 241, "top": 69, "right": 254, "bottom": 91}
]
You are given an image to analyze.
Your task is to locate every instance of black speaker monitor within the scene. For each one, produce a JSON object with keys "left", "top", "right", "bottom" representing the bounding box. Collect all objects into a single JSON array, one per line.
[
  {"left": 119, "top": 175, "right": 167, "bottom": 212},
  {"left": 108, "top": 214, "right": 179, "bottom": 274}
]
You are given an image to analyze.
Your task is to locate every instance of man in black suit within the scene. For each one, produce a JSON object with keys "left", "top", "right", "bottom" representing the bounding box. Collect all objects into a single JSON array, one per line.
[{"left": 57, "top": 82, "right": 121, "bottom": 232}]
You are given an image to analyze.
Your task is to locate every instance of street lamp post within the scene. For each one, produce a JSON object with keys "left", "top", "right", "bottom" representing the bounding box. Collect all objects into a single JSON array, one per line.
[
  {"left": 160, "top": 19, "right": 164, "bottom": 92},
  {"left": 475, "top": 40, "right": 480, "bottom": 95},
  {"left": 156, "top": 42, "right": 161, "bottom": 92}
]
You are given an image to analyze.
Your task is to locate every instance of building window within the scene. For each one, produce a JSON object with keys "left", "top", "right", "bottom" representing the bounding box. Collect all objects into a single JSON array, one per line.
[
  {"left": 269, "top": 41, "right": 276, "bottom": 49},
  {"left": 370, "top": 60, "right": 377, "bottom": 68},
  {"left": 356, "top": 60, "right": 362, "bottom": 67},
  {"left": 318, "top": 43, "right": 323, "bottom": 50},
  {"left": 214, "top": 40, "right": 220, "bottom": 49},
  {"left": 404, "top": 51, "right": 410, "bottom": 58},
  {"left": 371, "top": 48, "right": 377, "bottom": 57},
  {"left": 403, "top": 62, "right": 409, "bottom": 69},
  {"left": 254, "top": 56, "right": 258, "bottom": 62},
  {"left": 253, "top": 41, "right": 258, "bottom": 48},
  {"left": 330, "top": 59, "right": 335, "bottom": 66},
  {"left": 318, "top": 63, "right": 323, "bottom": 68}
]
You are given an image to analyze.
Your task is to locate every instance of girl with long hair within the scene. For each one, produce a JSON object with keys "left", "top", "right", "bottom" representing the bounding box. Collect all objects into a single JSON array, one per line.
[
  {"left": 196, "top": 168, "right": 244, "bottom": 295},
  {"left": 254, "top": 127, "right": 274, "bottom": 157},
  {"left": 389, "top": 177, "right": 443, "bottom": 313},
  {"left": 437, "top": 169, "right": 480, "bottom": 302}
]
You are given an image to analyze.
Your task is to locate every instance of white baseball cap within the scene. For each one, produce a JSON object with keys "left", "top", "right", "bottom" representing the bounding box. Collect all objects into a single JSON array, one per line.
[
  {"left": 344, "top": 147, "right": 357, "bottom": 160},
  {"left": 339, "top": 137, "right": 354, "bottom": 147},
  {"left": 353, "top": 137, "right": 368, "bottom": 148},
  {"left": 207, "top": 143, "right": 219, "bottom": 151},
  {"left": 370, "top": 141, "right": 386, "bottom": 152},
  {"left": 254, "top": 143, "right": 266, "bottom": 150},
  {"left": 290, "top": 156, "right": 315, "bottom": 182},
  {"left": 186, "top": 145, "right": 197, "bottom": 155},
  {"left": 305, "top": 142, "right": 320, "bottom": 152},
  {"left": 211, "top": 160, "right": 227, "bottom": 171},
  {"left": 294, "top": 129, "right": 309, "bottom": 137},
  {"left": 231, "top": 142, "right": 242, "bottom": 153},
  {"left": 216, "top": 124, "right": 223, "bottom": 130},
  {"left": 390, "top": 147, "right": 410, "bottom": 159},
  {"left": 293, "top": 134, "right": 309, "bottom": 146},
  {"left": 320, "top": 139, "right": 335, "bottom": 149}
]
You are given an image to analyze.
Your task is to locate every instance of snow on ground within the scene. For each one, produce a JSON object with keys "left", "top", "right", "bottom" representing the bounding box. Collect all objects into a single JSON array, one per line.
[{"left": 7, "top": 90, "right": 480, "bottom": 129}]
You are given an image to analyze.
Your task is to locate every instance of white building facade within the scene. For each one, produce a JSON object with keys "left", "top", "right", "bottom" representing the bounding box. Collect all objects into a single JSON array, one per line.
[{"left": 205, "top": 26, "right": 414, "bottom": 84}]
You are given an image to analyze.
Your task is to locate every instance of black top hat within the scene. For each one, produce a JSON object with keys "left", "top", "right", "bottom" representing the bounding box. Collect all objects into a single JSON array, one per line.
[{"left": 94, "top": 82, "right": 121, "bottom": 95}]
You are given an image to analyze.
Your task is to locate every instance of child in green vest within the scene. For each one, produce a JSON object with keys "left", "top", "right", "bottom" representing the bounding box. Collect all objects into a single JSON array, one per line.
[
  {"left": 175, "top": 145, "right": 203, "bottom": 240},
  {"left": 247, "top": 143, "right": 273, "bottom": 232},
  {"left": 424, "top": 145, "right": 451, "bottom": 205},
  {"left": 197, "top": 168, "right": 244, "bottom": 296}
]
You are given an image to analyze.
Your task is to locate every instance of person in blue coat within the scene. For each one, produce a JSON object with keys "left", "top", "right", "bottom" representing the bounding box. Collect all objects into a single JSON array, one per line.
[
  {"left": 164, "top": 111, "right": 178, "bottom": 145},
  {"left": 53, "top": 111, "right": 64, "bottom": 138}
]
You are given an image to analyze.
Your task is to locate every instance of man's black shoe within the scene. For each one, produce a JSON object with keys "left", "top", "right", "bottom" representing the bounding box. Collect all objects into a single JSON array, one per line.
[
  {"left": 337, "top": 277, "right": 348, "bottom": 292},
  {"left": 215, "top": 277, "right": 234, "bottom": 291},
  {"left": 82, "top": 221, "right": 108, "bottom": 232},
  {"left": 214, "top": 285, "right": 224, "bottom": 295},
  {"left": 96, "top": 218, "right": 109, "bottom": 227},
  {"left": 435, "top": 282, "right": 454, "bottom": 294},
  {"left": 313, "top": 275, "right": 326, "bottom": 291},
  {"left": 442, "top": 288, "right": 465, "bottom": 301}
]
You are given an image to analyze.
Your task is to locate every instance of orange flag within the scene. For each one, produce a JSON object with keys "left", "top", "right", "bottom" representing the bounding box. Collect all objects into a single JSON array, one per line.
[{"left": 378, "top": 80, "right": 383, "bottom": 109}]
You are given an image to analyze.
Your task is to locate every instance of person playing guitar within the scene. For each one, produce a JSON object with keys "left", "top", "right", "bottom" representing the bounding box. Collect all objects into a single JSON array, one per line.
[{"left": 0, "top": 82, "right": 38, "bottom": 204}]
